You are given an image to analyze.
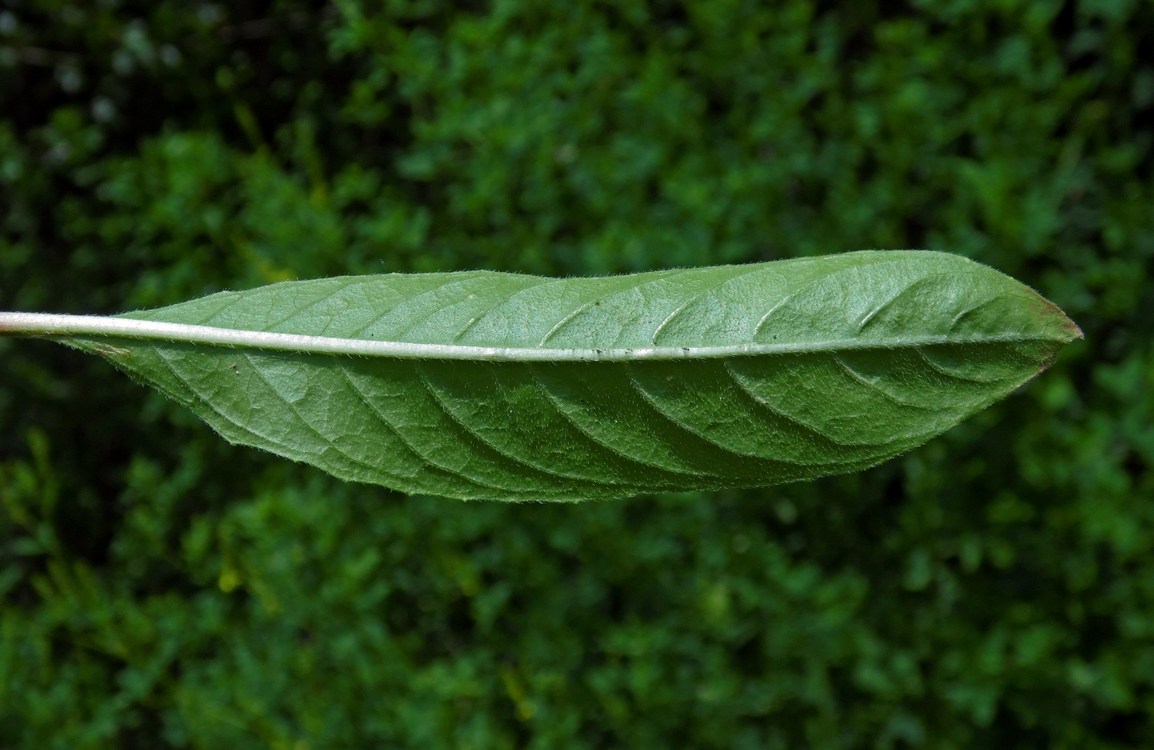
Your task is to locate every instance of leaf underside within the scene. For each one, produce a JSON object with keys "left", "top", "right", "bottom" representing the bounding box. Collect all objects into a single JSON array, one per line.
[{"left": 54, "top": 251, "right": 1080, "bottom": 501}]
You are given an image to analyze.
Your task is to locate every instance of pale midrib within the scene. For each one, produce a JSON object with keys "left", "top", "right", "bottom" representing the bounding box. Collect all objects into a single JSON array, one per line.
[{"left": 0, "top": 312, "right": 1062, "bottom": 362}]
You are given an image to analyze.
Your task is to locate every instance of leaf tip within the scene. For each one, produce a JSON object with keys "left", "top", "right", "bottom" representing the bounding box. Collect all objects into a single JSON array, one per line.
[
  {"left": 1041, "top": 297, "right": 1084, "bottom": 344},
  {"left": 1066, "top": 316, "right": 1085, "bottom": 342},
  {"left": 999, "top": 275, "right": 1080, "bottom": 347}
]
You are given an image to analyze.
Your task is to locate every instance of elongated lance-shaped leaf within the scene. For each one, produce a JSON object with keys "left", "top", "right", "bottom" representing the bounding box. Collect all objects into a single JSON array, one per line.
[{"left": 0, "top": 251, "right": 1081, "bottom": 501}]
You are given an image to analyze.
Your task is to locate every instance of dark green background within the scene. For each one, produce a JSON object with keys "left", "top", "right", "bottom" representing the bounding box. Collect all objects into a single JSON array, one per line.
[{"left": 1, "top": 1, "right": 1151, "bottom": 747}]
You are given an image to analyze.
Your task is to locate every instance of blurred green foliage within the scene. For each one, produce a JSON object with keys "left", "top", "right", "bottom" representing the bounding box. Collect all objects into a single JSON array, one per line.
[{"left": 1, "top": 0, "right": 1152, "bottom": 746}]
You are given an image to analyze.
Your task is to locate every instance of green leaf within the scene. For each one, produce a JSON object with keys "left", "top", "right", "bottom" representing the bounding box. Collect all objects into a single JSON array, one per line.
[{"left": 0, "top": 251, "right": 1081, "bottom": 500}]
